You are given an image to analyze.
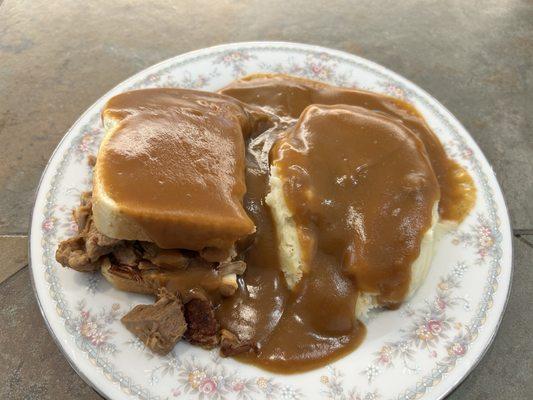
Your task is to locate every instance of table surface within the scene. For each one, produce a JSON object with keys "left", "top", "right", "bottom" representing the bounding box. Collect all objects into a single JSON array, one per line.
[{"left": 1, "top": 0, "right": 532, "bottom": 399}]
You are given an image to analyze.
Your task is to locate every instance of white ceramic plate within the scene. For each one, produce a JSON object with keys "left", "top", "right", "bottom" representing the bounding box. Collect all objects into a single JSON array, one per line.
[{"left": 30, "top": 42, "right": 512, "bottom": 400}]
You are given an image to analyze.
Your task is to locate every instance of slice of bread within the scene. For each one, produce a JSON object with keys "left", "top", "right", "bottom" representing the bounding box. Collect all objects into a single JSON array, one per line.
[{"left": 92, "top": 89, "right": 255, "bottom": 251}]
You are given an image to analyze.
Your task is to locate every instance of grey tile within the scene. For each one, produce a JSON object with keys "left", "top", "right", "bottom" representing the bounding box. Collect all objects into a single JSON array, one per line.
[
  {"left": 0, "top": 236, "right": 27, "bottom": 283},
  {"left": 0, "top": 267, "right": 102, "bottom": 400},
  {"left": 447, "top": 236, "right": 533, "bottom": 399}
]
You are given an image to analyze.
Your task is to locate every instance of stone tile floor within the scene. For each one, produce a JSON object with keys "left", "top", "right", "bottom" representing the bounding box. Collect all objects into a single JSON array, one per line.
[{"left": 1, "top": 0, "right": 531, "bottom": 398}]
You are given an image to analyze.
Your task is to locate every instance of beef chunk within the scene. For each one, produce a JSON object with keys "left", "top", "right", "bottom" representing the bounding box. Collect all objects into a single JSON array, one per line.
[
  {"left": 56, "top": 236, "right": 100, "bottom": 272},
  {"left": 184, "top": 297, "right": 219, "bottom": 348},
  {"left": 121, "top": 289, "right": 187, "bottom": 355},
  {"left": 220, "top": 329, "right": 254, "bottom": 357}
]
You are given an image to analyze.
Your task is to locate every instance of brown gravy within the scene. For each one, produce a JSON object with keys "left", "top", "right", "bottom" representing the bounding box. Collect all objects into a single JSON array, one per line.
[
  {"left": 216, "top": 74, "right": 475, "bottom": 372},
  {"left": 101, "top": 75, "right": 476, "bottom": 373}
]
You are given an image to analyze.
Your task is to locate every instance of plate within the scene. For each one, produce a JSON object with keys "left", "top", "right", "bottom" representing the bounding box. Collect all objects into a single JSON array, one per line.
[{"left": 29, "top": 42, "right": 512, "bottom": 400}]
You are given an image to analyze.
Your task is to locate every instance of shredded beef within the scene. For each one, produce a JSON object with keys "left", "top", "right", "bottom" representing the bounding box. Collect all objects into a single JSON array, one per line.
[
  {"left": 57, "top": 191, "right": 248, "bottom": 357},
  {"left": 121, "top": 288, "right": 187, "bottom": 355},
  {"left": 56, "top": 236, "right": 100, "bottom": 272},
  {"left": 55, "top": 192, "right": 122, "bottom": 271}
]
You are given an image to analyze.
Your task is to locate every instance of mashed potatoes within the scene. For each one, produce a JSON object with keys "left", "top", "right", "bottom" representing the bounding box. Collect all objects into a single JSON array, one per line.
[{"left": 266, "top": 165, "right": 441, "bottom": 319}]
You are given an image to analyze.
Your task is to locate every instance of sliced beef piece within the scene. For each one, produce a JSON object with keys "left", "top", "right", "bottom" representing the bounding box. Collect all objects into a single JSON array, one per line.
[
  {"left": 56, "top": 236, "right": 100, "bottom": 272},
  {"left": 183, "top": 296, "right": 220, "bottom": 349},
  {"left": 121, "top": 289, "right": 187, "bottom": 355},
  {"left": 220, "top": 329, "right": 254, "bottom": 357},
  {"left": 85, "top": 219, "right": 122, "bottom": 261}
]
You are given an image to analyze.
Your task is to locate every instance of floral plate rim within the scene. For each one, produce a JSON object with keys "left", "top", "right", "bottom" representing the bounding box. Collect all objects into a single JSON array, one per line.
[{"left": 28, "top": 41, "right": 513, "bottom": 400}]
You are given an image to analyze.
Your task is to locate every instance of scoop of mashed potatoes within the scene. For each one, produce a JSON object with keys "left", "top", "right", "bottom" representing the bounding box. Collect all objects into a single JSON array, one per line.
[{"left": 266, "top": 165, "right": 441, "bottom": 319}]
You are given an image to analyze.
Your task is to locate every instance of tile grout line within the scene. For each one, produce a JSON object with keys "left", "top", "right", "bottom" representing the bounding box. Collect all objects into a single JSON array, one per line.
[
  {"left": 515, "top": 235, "right": 533, "bottom": 250},
  {"left": 513, "top": 229, "right": 533, "bottom": 236},
  {"left": 0, "top": 234, "right": 28, "bottom": 238},
  {"left": 0, "top": 264, "right": 28, "bottom": 288}
]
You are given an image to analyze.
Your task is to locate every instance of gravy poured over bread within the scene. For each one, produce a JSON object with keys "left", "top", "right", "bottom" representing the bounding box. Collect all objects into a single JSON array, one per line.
[{"left": 93, "top": 89, "right": 259, "bottom": 252}]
